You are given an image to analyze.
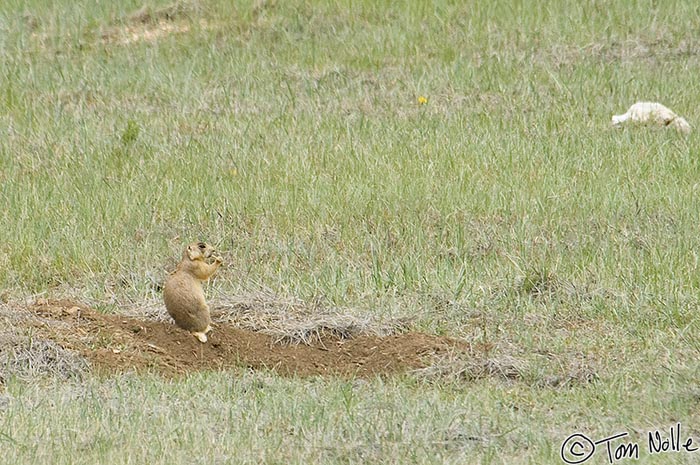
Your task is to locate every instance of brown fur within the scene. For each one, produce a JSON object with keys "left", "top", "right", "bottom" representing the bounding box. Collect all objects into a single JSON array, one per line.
[{"left": 163, "top": 242, "right": 222, "bottom": 343}]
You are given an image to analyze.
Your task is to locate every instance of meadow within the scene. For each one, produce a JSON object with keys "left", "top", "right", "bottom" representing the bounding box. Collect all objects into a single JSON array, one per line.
[{"left": 2, "top": 0, "right": 700, "bottom": 463}]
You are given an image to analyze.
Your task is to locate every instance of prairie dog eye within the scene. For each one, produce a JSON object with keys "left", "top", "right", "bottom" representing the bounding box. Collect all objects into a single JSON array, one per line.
[{"left": 198, "top": 242, "right": 207, "bottom": 249}]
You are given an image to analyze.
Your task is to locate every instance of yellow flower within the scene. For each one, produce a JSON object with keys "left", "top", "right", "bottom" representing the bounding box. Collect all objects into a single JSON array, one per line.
[{"left": 417, "top": 95, "right": 428, "bottom": 105}]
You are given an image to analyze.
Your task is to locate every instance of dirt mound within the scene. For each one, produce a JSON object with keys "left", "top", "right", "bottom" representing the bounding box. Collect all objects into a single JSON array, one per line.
[{"left": 24, "top": 300, "right": 465, "bottom": 378}]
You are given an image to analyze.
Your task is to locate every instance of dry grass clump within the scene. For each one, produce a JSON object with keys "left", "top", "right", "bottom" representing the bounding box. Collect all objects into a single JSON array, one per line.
[
  {"left": 211, "top": 292, "right": 412, "bottom": 344},
  {"left": 126, "top": 0, "right": 203, "bottom": 25},
  {"left": 543, "top": 37, "right": 700, "bottom": 67},
  {"left": 0, "top": 335, "right": 89, "bottom": 384},
  {"left": 0, "top": 303, "right": 89, "bottom": 383},
  {"left": 413, "top": 342, "right": 598, "bottom": 388},
  {"left": 100, "top": 0, "right": 210, "bottom": 46},
  {"left": 122, "top": 291, "right": 412, "bottom": 345},
  {"left": 413, "top": 348, "right": 524, "bottom": 383}
]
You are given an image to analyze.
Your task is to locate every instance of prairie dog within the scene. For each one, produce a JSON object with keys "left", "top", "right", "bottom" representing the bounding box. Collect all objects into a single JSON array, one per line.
[
  {"left": 612, "top": 102, "right": 691, "bottom": 134},
  {"left": 163, "top": 242, "right": 222, "bottom": 343}
]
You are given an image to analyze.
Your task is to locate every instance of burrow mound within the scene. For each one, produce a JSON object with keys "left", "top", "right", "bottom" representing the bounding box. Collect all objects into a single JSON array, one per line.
[{"left": 24, "top": 300, "right": 466, "bottom": 378}]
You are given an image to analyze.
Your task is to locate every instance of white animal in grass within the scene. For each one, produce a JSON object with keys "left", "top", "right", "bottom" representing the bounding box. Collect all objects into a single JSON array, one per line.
[{"left": 612, "top": 102, "right": 691, "bottom": 134}]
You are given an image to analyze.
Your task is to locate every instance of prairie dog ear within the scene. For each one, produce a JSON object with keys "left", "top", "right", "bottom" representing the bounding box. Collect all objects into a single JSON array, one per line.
[{"left": 186, "top": 244, "right": 202, "bottom": 261}]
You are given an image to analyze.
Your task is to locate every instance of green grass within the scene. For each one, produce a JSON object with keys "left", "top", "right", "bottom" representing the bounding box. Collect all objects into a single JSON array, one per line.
[{"left": 3, "top": 0, "right": 700, "bottom": 463}]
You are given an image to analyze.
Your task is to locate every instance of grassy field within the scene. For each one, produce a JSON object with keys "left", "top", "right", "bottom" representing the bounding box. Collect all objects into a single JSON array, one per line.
[{"left": 2, "top": 0, "right": 700, "bottom": 463}]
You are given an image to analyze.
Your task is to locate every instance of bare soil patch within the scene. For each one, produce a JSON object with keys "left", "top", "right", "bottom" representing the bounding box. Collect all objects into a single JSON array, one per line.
[
  {"left": 100, "top": 1, "right": 210, "bottom": 46},
  {"left": 20, "top": 300, "right": 465, "bottom": 379}
]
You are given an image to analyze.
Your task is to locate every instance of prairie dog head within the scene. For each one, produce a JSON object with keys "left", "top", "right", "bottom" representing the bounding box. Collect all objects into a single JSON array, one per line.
[{"left": 184, "top": 242, "right": 218, "bottom": 262}]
